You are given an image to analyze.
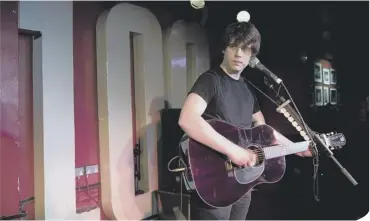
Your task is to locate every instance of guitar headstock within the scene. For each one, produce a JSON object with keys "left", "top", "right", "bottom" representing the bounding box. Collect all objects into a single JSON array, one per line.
[{"left": 319, "top": 132, "right": 346, "bottom": 150}]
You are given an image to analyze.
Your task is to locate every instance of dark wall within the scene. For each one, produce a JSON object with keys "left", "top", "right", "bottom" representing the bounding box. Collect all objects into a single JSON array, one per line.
[{"left": 140, "top": 2, "right": 369, "bottom": 220}]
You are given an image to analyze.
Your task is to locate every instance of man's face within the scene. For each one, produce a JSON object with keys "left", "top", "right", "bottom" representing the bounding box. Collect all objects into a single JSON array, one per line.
[{"left": 223, "top": 43, "right": 252, "bottom": 73}]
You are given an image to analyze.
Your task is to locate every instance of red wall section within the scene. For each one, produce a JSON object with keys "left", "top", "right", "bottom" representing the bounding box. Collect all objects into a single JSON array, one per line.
[
  {"left": 73, "top": 2, "right": 109, "bottom": 217},
  {"left": 1, "top": 3, "right": 35, "bottom": 219},
  {"left": 0, "top": 2, "right": 21, "bottom": 218},
  {"left": 73, "top": 2, "right": 102, "bottom": 170}
]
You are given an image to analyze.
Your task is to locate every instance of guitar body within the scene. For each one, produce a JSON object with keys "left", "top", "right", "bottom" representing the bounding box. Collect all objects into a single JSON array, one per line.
[{"left": 185, "top": 119, "right": 286, "bottom": 208}]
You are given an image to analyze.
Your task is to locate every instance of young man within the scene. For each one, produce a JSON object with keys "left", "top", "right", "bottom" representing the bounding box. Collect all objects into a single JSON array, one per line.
[{"left": 178, "top": 21, "right": 312, "bottom": 220}]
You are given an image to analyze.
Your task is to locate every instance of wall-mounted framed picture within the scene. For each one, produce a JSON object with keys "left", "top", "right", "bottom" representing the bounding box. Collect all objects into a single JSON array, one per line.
[
  {"left": 330, "top": 88, "right": 337, "bottom": 105},
  {"left": 314, "top": 62, "right": 322, "bottom": 83},
  {"left": 323, "top": 86, "right": 329, "bottom": 105},
  {"left": 330, "top": 68, "right": 337, "bottom": 85},
  {"left": 322, "top": 68, "right": 331, "bottom": 85},
  {"left": 314, "top": 85, "right": 323, "bottom": 106}
]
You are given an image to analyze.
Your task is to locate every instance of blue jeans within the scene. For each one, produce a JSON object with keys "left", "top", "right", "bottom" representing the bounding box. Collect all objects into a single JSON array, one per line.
[{"left": 191, "top": 191, "right": 252, "bottom": 220}]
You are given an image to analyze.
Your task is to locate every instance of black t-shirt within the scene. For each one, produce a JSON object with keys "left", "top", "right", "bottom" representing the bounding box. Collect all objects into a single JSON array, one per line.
[{"left": 188, "top": 67, "right": 260, "bottom": 128}]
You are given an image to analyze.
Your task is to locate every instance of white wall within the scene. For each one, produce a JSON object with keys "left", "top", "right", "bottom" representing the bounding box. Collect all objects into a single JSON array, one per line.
[
  {"left": 18, "top": 1, "right": 90, "bottom": 219},
  {"left": 163, "top": 20, "right": 210, "bottom": 108}
]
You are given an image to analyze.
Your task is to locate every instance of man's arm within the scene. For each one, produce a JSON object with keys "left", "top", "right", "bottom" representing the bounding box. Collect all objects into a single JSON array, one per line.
[
  {"left": 179, "top": 93, "right": 240, "bottom": 156},
  {"left": 179, "top": 73, "right": 241, "bottom": 157},
  {"left": 252, "top": 111, "right": 266, "bottom": 126},
  {"left": 296, "top": 147, "right": 313, "bottom": 157},
  {"left": 250, "top": 87, "right": 265, "bottom": 126}
]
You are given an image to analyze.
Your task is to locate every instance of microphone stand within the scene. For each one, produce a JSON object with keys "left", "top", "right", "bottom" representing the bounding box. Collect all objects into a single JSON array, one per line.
[
  {"left": 313, "top": 133, "right": 358, "bottom": 186},
  {"left": 263, "top": 78, "right": 358, "bottom": 187}
]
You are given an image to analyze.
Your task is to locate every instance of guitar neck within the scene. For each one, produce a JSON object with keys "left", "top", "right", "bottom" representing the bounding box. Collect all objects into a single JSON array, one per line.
[{"left": 263, "top": 141, "right": 310, "bottom": 159}]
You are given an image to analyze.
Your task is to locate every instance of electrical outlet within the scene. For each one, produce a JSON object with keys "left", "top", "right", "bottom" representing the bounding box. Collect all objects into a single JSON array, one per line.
[
  {"left": 75, "top": 167, "right": 85, "bottom": 177},
  {"left": 85, "top": 165, "right": 99, "bottom": 175}
]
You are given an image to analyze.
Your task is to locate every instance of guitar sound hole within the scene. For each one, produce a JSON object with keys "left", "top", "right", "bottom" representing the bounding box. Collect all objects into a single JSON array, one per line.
[
  {"left": 248, "top": 146, "right": 265, "bottom": 167},
  {"left": 224, "top": 146, "right": 265, "bottom": 171}
]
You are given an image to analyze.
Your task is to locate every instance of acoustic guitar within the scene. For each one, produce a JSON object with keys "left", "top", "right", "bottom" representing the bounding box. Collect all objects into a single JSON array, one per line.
[{"left": 178, "top": 118, "right": 346, "bottom": 208}]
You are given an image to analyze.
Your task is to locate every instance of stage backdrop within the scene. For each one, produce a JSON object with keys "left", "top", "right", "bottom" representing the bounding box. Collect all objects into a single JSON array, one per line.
[{"left": 0, "top": 1, "right": 210, "bottom": 220}]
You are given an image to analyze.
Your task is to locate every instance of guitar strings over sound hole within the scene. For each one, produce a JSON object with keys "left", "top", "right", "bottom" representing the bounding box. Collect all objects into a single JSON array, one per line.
[
  {"left": 249, "top": 146, "right": 265, "bottom": 166},
  {"left": 224, "top": 146, "right": 265, "bottom": 171}
]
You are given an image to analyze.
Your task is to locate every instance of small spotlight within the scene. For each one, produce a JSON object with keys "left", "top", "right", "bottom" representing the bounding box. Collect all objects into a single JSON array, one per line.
[
  {"left": 190, "top": 0, "right": 205, "bottom": 9},
  {"left": 300, "top": 52, "right": 308, "bottom": 63},
  {"left": 236, "top": 10, "right": 250, "bottom": 22},
  {"left": 301, "top": 56, "right": 308, "bottom": 63}
]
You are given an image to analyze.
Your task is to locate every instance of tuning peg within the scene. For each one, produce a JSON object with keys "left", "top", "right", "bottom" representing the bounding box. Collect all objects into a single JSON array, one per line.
[
  {"left": 283, "top": 112, "right": 290, "bottom": 118},
  {"left": 288, "top": 117, "right": 294, "bottom": 122},
  {"left": 279, "top": 108, "right": 287, "bottom": 114},
  {"left": 292, "top": 121, "right": 298, "bottom": 127},
  {"left": 300, "top": 131, "right": 306, "bottom": 137},
  {"left": 296, "top": 126, "right": 302, "bottom": 131},
  {"left": 303, "top": 135, "right": 310, "bottom": 141}
]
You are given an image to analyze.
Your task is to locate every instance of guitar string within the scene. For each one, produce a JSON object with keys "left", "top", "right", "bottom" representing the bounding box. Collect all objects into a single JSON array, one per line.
[{"left": 242, "top": 128, "right": 265, "bottom": 164}]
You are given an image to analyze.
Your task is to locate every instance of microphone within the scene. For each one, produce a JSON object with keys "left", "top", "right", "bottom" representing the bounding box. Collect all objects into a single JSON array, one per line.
[{"left": 249, "top": 57, "right": 282, "bottom": 84}]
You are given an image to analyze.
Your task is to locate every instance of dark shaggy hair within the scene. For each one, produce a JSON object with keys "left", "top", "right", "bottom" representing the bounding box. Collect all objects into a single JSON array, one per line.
[{"left": 222, "top": 22, "right": 261, "bottom": 55}]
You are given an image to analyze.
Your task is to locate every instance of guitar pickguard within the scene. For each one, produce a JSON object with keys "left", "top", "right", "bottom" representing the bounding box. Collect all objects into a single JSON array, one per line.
[{"left": 234, "top": 162, "right": 265, "bottom": 184}]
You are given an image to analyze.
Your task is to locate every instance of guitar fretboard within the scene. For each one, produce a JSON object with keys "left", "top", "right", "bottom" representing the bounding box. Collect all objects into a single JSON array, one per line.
[{"left": 263, "top": 141, "right": 309, "bottom": 159}]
